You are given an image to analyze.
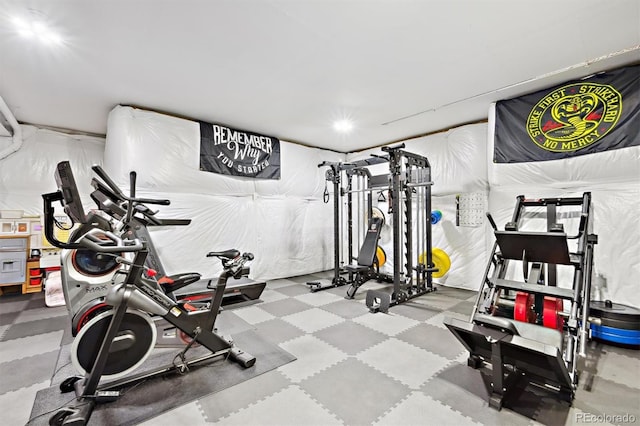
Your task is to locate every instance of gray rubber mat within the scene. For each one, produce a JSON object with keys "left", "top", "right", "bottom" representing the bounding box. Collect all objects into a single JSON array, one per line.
[{"left": 27, "top": 329, "right": 295, "bottom": 425}]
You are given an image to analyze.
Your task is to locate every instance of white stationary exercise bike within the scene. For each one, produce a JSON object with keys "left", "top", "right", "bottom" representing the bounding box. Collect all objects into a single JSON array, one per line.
[{"left": 45, "top": 161, "right": 256, "bottom": 426}]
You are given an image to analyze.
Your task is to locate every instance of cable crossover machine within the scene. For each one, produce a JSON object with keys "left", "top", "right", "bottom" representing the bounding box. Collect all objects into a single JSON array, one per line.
[{"left": 308, "top": 143, "right": 447, "bottom": 312}]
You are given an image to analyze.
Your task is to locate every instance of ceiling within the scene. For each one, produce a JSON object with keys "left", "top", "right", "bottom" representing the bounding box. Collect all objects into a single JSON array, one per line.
[{"left": 0, "top": 0, "right": 639, "bottom": 153}]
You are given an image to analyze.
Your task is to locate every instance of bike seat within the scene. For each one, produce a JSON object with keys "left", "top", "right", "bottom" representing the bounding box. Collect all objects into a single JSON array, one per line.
[
  {"left": 158, "top": 272, "right": 202, "bottom": 294},
  {"left": 206, "top": 249, "right": 240, "bottom": 260}
]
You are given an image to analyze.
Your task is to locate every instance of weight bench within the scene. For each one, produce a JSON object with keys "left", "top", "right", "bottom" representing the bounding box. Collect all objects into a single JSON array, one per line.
[{"left": 345, "top": 217, "right": 383, "bottom": 299}]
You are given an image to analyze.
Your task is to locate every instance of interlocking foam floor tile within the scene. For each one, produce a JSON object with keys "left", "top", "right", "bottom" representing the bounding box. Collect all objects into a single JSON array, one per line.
[
  {"left": 313, "top": 320, "right": 388, "bottom": 355},
  {"left": 352, "top": 310, "right": 420, "bottom": 336},
  {"left": 214, "top": 309, "right": 255, "bottom": 335},
  {"left": 24, "top": 294, "right": 47, "bottom": 309},
  {"left": 264, "top": 279, "right": 298, "bottom": 289},
  {"left": 258, "top": 288, "right": 289, "bottom": 304},
  {"left": 2, "top": 315, "right": 70, "bottom": 341},
  {"left": 272, "top": 283, "right": 312, "bottom": 297},
  {"left": 293, "top": 290, "right": 345, "bottom": 307},
  {"left": 435, "top": 286, "right": 476, "bottom": 300},
  {"left": 396, "top": 322, "right": 467, "bottom": 360},
  {"left": 0, "top": 311, "right": 20, "bottom": 327},
  {"left": 300, "top": 358, "right": 411, "bottom": 425},
  {"left": 357, "top": 338, "right": 450, "bottom": 389},
  {"left": 0, "top": 350, "right": 59, "bottom": 394},
  {"left": 0, "top": 324, "right": 9, "bottom": 341},
  {"left": 7, "top": 275, "right": 640, "bottom": 426},
  {"left": 422, "top": 375, "right": 535, "bottom": 426},
  {"left": 447, "top": 299, "right": 477, "bottom": 316},
  {"left": 573, "top": 376, "right": 640, "bottom": 422},
  {"left": 0, "top": 330, "right": 63, "bottom": 364},
  {"left": 426, "top": 310, "right": 468, "bottom": 330},
  {"left": 282, "top": 307, "right": 345, "bottom": 334},
  {"left": 231, "top": 305, "right": 276, "bottom": 325},
  {"left": 0, "top": 299, "right": 31, "bottom": 315},
  {"left": 320, "top": 298, "right": 370, "bottom": 319},
  {"left": 389, "top": 301, "right": 443, "bottom": 321},
  {"left": 411, "top": 292, "right": 466, "bottom": 311},
  {"left": 258, "top": 298, "right": 313, "bottom": 317},
  {"left": 278, "top": 335, "right": 347, "bottom": 383},
  {"left": 2, "top": 380, "right": 51, "bottom": 426},
  {"left": 566, "top": 407, "right": 618, "bottom": 426},
  {"left": 595, "top": 348, "right": 640, "bottom": 390},
  {"left": 14, "top": 305, "right": 68, "bottom": 323},
  {"left": 603, "top": 343, "right": 640, "bottom": 361},
  {"left": 218, "top": 385, "right": 342, "bottom": 425},
  {"left": 254, "top": 318, "right": 307, "bottom": 345},
  {"left": 374, "top": 391, "right": 482, "bottom": 426},
  {"left": 506, "top": 384, "right": 572, "bottom": 425},
  {"left": 196, "top": 370, "right": 292, "bottom": 422}
]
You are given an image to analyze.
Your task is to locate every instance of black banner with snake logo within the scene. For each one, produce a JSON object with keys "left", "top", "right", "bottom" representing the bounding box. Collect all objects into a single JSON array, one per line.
[{"left": 494, "top": 64, "right": 639, "bottom": 163}]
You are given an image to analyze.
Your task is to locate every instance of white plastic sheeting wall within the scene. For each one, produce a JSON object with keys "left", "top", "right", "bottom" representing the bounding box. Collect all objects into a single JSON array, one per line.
[
  {"left": 104, "top": 106, "right": 343, "bottom": 281},
  {"left": 0, "top": 125, "right": 105, "bottom": 215},
  {"left": 488, "top": 103, "right": 640, "bottom": 308},
  {"left": 3, "top": 108, "right": 634, "bottom": 307},
  {"left": 347, "top": 124, "right": 490, "bottom": 291}
]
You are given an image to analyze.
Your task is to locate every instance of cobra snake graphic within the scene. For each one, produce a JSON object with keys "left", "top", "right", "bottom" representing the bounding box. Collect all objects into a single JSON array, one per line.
[{"left": 549, "top": 94, "right": 599, "bottom": 139}]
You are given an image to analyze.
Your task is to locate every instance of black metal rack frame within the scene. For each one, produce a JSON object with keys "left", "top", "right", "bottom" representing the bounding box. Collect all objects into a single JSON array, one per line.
[{"left": 313, "top": 144, "right": 438, "bottom": 311}]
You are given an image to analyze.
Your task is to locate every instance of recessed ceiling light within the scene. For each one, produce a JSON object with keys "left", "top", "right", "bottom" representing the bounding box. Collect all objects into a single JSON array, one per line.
[
  {"left": 333, "top": 119, "right": 354, "bottom": 133},
  {"left": 11, "top": 13, "right": 63, "bottom": 45}
]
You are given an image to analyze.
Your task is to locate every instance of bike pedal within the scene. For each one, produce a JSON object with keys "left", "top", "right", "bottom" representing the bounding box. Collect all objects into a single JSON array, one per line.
[
  {"left": 60, "top": 376, "right": 82, "bottom": 393},
  {"left": 94, "top": 390, "right": 120, "bottom": 402}
]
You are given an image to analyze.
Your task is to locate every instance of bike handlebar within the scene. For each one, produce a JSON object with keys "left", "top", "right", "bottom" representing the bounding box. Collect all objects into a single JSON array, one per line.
[
  {"left": 78, "top": 228, "right": 145, "bottom": 253},
  {"left": 92, "top": 165, "right": 126, "bottom": 198},
  {"left": 92, "top": 165, "right": 171, "bottom": 207}
]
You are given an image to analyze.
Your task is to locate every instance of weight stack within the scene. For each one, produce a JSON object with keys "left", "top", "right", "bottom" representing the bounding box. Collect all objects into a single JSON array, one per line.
[{"left": 590, "top": 300, "right": 640, "bottom": 347}]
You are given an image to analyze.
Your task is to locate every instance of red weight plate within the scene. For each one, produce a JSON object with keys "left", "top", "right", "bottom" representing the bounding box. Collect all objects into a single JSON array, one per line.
[
  {"left": 543, "top": 297, "right": 564, "bottom": 330},
  {"left": 514, "top": 292, "right": 535, "bottom": 323}
]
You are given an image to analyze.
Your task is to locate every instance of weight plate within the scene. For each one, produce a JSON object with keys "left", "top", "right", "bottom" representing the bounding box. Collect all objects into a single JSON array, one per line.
[
  {"left": 542, "top": 297, "right": 563, "bottom": 330},
  {"left": 427, "top": 248, "right": 451, "bottom": 278},
  {"left": 375, "top": 246, "right": 387, "bottom": 267},
  {"left": 590, "top": 323, "right": 640, "bottom": 346},
  {"left": 431, "top": 210, "right": 443, "bottom": 225},
  {"left": 514, "top": 292, "right": 536, "bottom": 323},
  {"left": 590, "top": 301, "right": 640, "bottom": 322},
  {"left": 595, "top": 316, "right": 640, "bottom": 331},
  {"left": 371, "top": 206, "right": 386, "bottom": 226}
]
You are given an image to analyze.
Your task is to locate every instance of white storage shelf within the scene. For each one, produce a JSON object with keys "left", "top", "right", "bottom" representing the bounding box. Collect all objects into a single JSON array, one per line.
[
  {"left": 0, "top": 219, "right": 30, "bottom": 235},
  {"left": 0, "top": 236, "right": 28, "bottom": 287}
]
